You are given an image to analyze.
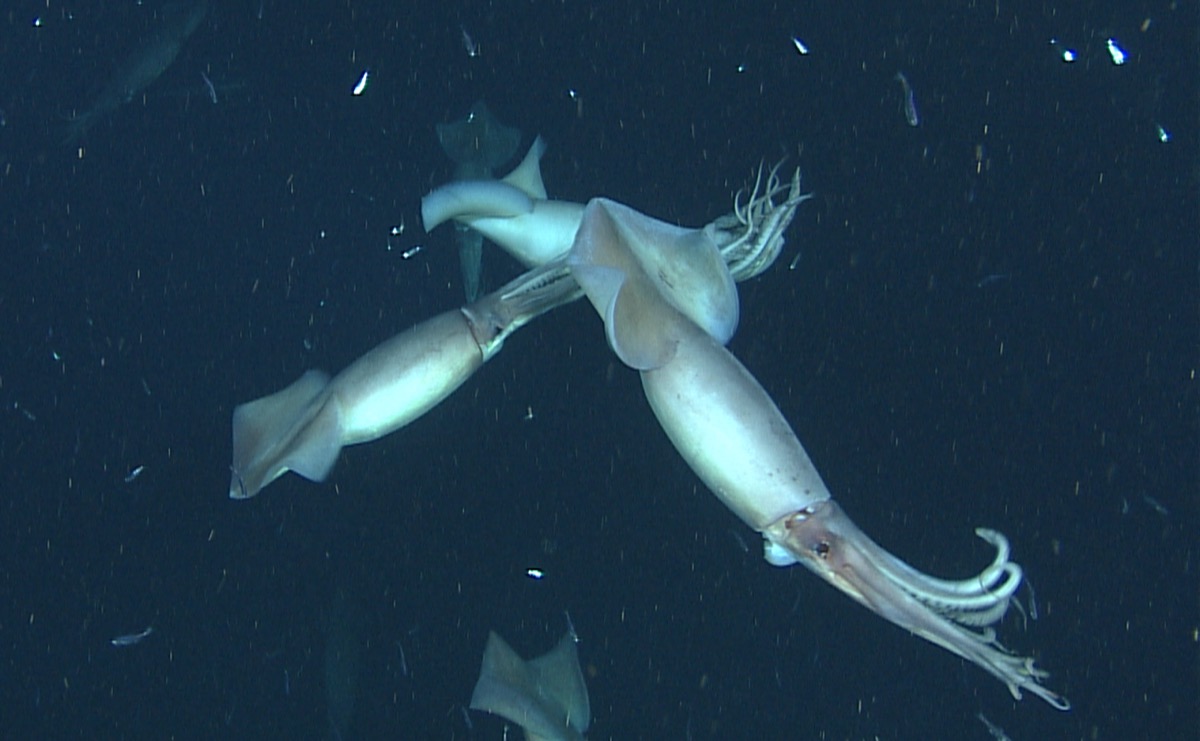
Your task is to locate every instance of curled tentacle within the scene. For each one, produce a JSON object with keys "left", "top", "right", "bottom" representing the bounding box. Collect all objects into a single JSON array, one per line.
[
  {"left": 765, "top": 500, "right": 1069, "bottom": 710},
  {"left": 710, "top": 160, "right": 813, "bottom": 281}
]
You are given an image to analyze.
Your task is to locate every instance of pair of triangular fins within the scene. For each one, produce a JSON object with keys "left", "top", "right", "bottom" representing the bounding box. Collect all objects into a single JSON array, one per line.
[{"left": 469, "top": 631, "right": 591, "bottom": 741}]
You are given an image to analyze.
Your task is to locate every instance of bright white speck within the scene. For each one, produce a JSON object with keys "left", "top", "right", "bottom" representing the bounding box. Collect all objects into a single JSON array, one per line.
[
  {"left": 1105, "top": 38, "right": 1127, "bottom": 65},
  {"left": 526, "top": 568, "right": 544, "bottom": 580},
  {"left": 792, "top": 37, "right": 809, "bottom": 55},
  {"left": 32, "top": 16, "right": 42, "bottom": 27},
  {"left": 1155, "top": 124, "right": 1171, "bottom": 143},
  {"left": 352, "top": 69, "right": 370, "bottom": 95}
]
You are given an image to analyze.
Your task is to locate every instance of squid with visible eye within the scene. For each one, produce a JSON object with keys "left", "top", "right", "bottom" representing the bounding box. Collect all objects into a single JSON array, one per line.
[
  {"left": 226, "top": 141, "right": 1067, "bottom": 709},
  {"left": 566, "top": 197, "right": 1067, "bottom": 709}
]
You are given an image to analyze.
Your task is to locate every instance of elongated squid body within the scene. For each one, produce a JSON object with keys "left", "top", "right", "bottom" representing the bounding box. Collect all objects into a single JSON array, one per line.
[
  {"left": 567, "top": 197, "right": 1068, "bottom": 709},
  {"left": 228, "top": 261, "right": 580, "bottom": 499},
  {"left": 233, "top": 149, "right": 808, "bottom": 499}
]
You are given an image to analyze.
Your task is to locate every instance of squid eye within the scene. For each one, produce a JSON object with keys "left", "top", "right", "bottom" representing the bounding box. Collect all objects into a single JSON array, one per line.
[
  {"left": 791, "top": 504, "right": 819, "bottom": 524},
  {"left": 813, "top": 541, "right": 831, "bottom": 559}
]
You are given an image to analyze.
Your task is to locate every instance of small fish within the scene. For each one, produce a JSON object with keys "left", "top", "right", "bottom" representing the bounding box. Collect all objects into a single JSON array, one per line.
[
  {"left": 1105, "top": 37, "right": 1127, "bottom": 66},
  {"left": 200, "top": 72, "right": 217, "bottom": 104},
  {"left": 396, "top": 640, "right": 409, "bottom": 676},
  {"left": 976, "top": 273, "right": 1011, "bottom": 288},
  {"left": 976, "top": 712, "right": 1013, "bottom": 741},
  {"left": 352, "top": 69, "right": 370, "bottom": 96},
  {"left": 460, "top": 26, "right": 479, "bottom": 58},
  {"left": 728, "top": 528, "right": 750, "bottom": 553},
  {"left": 1049, "top": 38, "right": 1077, "bottom": 63},
  {"left": 894, "top": 71, "right": 919, "bottom": 127},
  {"left": 111, "top": 626, "right": 153, "bottom": 647},
  {"left": 1143, "top": 495, "right": 1169, "bottom": 516}
]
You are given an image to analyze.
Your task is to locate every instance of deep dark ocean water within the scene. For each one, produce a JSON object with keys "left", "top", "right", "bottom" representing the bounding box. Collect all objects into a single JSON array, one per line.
[{"left": 1, "top": 1, "right": 1195, "bottom": 739}]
